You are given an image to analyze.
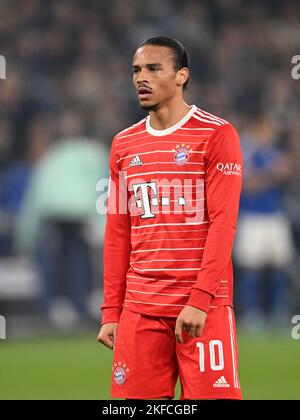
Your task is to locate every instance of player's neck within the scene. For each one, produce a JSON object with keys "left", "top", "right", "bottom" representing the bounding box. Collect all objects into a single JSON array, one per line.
[{"left": 148, "top": 100, "right": 192, "bottom": 131}]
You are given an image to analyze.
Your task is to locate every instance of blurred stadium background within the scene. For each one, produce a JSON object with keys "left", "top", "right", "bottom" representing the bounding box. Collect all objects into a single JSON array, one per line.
[{"left": 0, "top": 0, "right": 300, "bottom": 400}]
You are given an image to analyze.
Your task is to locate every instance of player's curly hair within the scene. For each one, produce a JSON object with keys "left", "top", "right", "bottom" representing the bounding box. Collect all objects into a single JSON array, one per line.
[{"left": 138, "top": 36, "right": 189, "bottom": 89}]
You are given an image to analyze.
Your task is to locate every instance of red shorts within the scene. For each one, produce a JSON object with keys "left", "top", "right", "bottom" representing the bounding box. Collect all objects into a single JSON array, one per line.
[{"left": 111, "top": 305, "right": 242, "bottom": 400}]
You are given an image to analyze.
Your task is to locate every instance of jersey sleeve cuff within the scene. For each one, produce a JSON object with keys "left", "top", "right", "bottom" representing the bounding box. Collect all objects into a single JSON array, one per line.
[
  {"left": 101, "top": 307, "right": 123, "bottom": 326},
  {"left": 186, "top": 289, "right": 213, "bottom": 314}
]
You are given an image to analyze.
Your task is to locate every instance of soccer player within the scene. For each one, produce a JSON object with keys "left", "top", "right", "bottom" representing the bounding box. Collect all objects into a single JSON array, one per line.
[{"left": 97, "top": 36, "right": 243, "bottom": 400}]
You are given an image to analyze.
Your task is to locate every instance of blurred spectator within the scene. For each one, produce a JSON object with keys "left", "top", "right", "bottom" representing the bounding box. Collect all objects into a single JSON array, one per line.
[
  {"left": 15, "top": 108, "right": 109, "bottom": 327},
  {"left": 234, "top": 114, "right": 294, "bottom": 333}
]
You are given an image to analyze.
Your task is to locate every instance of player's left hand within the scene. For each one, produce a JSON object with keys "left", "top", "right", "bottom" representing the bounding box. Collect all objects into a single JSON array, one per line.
[{"left": 175, "top": 305, "right": 207, "bottom": 344}]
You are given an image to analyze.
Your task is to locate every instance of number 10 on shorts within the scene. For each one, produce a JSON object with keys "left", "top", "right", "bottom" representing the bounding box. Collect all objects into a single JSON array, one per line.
[{"left": 196, "top": 340, "right": 224, "bottom": 372}]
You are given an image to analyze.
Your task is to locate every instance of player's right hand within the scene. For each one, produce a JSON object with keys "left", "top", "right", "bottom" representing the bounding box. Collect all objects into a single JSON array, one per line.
[{"left": 97, "top": 322, "right": 118, "bottom": 350}]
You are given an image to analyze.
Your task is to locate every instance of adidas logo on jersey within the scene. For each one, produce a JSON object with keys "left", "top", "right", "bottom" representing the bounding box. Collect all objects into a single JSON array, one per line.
[
  {"left": 129, "top": 155, "right": 143, "bottom": 167},
  {"left": 213, "top": 376, "right": 230, "bottom": 388}
]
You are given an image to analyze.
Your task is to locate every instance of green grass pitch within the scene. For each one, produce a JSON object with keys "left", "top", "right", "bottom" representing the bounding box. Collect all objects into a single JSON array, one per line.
[{"left": 0, "top": 331, "right": 299, "bottom": 400}]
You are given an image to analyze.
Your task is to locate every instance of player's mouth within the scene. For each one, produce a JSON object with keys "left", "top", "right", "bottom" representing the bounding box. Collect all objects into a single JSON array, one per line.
[{"left": 137, "top": 87, "right": 152, "bottom": 99}]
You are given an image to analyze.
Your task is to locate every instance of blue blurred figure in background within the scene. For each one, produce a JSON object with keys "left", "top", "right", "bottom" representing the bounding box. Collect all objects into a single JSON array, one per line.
[{"left": 235, "top": 113, "right": 294, "bottom": 333}]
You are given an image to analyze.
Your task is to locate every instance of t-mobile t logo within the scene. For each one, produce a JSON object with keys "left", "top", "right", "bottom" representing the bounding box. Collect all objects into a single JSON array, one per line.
[{"left": 132, "top": 182, "right": 158, "bottom": 219}]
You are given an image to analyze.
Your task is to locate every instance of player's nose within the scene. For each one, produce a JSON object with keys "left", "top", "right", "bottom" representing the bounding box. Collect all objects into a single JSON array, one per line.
[{"left": 136, "top": 68, "right": 149, "bottom": 84}]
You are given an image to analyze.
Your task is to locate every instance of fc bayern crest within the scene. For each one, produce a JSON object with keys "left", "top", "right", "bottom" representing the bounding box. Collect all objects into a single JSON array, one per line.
[
  {"left": 173, "top": 144, "right": 192, "bottom": 165},
  {"left": 113, "top": 367, "right": 127, "bottom": 385},
  {"left": 112, "top": 362, "right": 130, "bottom": 385}
]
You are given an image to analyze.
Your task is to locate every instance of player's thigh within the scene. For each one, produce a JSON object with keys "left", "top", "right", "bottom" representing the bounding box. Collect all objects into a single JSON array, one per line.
[
  {"left": 111, "top": 309, "right": 178, "bottom": 399},
  {"left": 176, "top": 305, "right": 242, "bottom": 400}
]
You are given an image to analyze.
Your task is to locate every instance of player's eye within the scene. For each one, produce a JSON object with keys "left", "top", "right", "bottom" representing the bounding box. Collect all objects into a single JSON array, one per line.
[{"left": 132, "top": 68, "right": 139, "bottom": 74}]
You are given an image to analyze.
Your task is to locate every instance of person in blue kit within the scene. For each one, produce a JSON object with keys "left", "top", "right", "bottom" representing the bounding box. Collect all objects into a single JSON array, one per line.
[{"left": 234, "top": 113, "right": 294, "bottom": 333}]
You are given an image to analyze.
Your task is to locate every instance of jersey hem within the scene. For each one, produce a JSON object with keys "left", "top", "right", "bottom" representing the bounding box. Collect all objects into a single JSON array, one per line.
[{"left": 122, "top": 302, "right": 234, "bottom": 319}]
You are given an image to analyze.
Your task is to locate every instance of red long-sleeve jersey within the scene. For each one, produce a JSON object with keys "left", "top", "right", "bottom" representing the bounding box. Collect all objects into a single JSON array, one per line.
[{"left": 101, "top": 105, "right": 243, "bottom": 325}]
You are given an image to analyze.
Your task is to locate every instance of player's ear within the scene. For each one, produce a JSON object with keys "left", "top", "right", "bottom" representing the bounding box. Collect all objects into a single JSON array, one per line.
[{"left": 176, "top": 68, "right": 189, "bottom": 88}]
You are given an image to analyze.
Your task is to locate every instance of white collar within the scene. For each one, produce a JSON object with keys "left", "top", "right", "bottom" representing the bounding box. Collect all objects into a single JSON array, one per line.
[{"left": 146, "top": 104, "right": 197, "bottom": 137}]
